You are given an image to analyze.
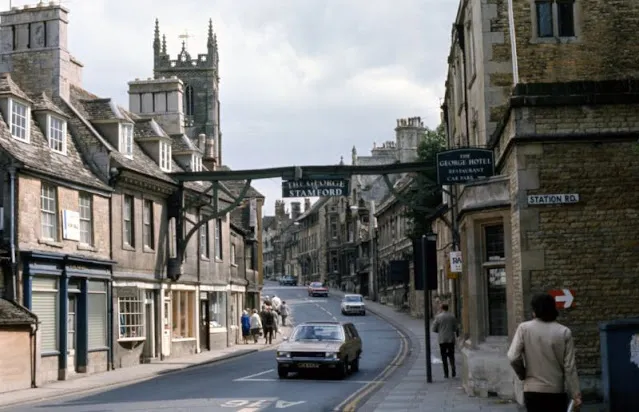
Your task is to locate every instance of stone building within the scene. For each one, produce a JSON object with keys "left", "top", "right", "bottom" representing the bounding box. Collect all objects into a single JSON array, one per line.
[
  {"left": 440, "top": 0, "right": 639, "bottom": 403},
  {"left": 291, "top": 198, "right": 327, "bottom": 285},
  {"left": 0, "top": 298, "right": 37, "bottom": 393},
  {"left": 0, "top": 3, "right": 263, "bottom": 388}
]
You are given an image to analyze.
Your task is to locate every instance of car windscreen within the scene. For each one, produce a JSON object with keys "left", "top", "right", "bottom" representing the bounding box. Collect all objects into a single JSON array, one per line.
[
  {"left": 310, "top": 282, "right": 323, "bottom": 288},
  {"left": 291, "top": 325, "right": 344, "bottom": 342},
  {"left": 344, "top": 296, "right": 363, "bottom": 302}
]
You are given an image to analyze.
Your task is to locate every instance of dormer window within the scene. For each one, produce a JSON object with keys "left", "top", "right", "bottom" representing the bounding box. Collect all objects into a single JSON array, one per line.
[
  {"left": 9, "top": 98, "right": 29, "bottom": 142},
  {"left": 191, "top": 154, "right": 202, "bottom": 172},
  {"left": 159, "top": 141, "right": 172, "bottom": 172},
  {"left": 119, "top": 123, "right": 134, "bottom": 157},
  {"left": 47, "top": 115, "right": 67, "bottom": 154}
]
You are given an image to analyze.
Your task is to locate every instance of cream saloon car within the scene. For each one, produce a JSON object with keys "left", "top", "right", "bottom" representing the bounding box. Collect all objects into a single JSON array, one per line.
[{"left": 340, "top": 294, "right": 366, "bottom": 316}]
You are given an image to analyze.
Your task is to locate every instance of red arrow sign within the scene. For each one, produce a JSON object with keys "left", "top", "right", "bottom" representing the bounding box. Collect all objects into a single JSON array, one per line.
[{"left": 548, "top": 289, "right": 575, "bottom": 309}]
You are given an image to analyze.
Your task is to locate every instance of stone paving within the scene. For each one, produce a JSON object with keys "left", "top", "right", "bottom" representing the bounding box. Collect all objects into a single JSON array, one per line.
[{"left": 330, "top": 289, "right": 604, "bottom": 412}]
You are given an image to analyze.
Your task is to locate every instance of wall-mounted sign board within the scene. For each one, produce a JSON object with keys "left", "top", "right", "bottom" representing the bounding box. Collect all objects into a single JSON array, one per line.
[
  {"left": 436, "top": 148, "right": 495, "bottom": 185},
  {"left": 528, "top": 194, "right": 580, "bottom": 205}
]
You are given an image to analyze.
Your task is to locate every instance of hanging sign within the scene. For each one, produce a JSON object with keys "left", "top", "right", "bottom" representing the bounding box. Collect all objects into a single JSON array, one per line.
[{"left": 449, "top": 251, "right": 463, "bottom": 273}]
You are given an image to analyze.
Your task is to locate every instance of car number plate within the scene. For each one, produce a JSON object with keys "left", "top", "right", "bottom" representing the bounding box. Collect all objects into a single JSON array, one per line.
[{"left": 298, "top": 362, "right": 319, "bottom": 368}]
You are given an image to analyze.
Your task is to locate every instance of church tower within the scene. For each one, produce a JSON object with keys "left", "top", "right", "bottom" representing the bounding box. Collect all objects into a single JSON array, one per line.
[{"left": 153, "top": 19, "right": 221, "bottom": 168}]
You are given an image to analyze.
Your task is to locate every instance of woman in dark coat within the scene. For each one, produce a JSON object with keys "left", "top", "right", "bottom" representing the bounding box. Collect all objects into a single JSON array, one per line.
[{"left": 241, "top": 310, "right": 251, "bottom": 344}]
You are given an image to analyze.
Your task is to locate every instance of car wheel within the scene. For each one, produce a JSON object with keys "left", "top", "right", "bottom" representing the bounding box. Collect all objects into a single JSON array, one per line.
[
  {"left": 278, "top": 366, "right": 288, "bottom": 379},
  {"left": 361, "top": 310, "right": 366, "bottom": 316},
  {"left": 338, "top": 358, "right": 349, "bottom": 379},
  {"left": 351, "top": 356, "right": 360, "bottom": 373}
]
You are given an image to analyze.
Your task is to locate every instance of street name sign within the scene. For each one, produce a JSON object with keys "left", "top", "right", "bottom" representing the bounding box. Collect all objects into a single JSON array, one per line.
[
  {"left": 436, "top": 148, "right": 495, "bottom": 185},
  {"left": 528, "top": 194, "right": 580, "bottom": 205},
  {"left": 281, "top": 179, "right": 349, "bottom": 198},
  {"left": 549, "top": 288, "right": 575, "bottom": 309}
]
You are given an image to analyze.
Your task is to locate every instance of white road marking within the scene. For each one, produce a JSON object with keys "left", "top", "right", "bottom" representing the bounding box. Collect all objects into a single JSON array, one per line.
[
  {"left": 236, "top": 378, "right": 384, "bottom": 384},
  {"left": 275, "top": 400, "right": 306, "bottom": 408},
  {"left": 234, "top": 369, "right": 275, "bottom": 381},
  {"left": 237, "top": 409, "right": 259, "bottom": 412}
]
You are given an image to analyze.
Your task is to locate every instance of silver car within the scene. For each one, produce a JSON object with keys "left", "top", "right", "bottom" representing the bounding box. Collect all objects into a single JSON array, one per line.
[{"left": 340, "top": 294, "right": 366, "bottom": 315}]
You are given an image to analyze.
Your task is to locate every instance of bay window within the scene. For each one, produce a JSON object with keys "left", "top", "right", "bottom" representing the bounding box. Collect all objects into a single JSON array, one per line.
[
  {"left": 118, "top": 296, "right": 145, "bottom": 340},
  {"left": 483, "top": 224, "right": 507, "bottom": 336},
  {"left": 171, "top": 290, "right": 195, "bottom": 339}
]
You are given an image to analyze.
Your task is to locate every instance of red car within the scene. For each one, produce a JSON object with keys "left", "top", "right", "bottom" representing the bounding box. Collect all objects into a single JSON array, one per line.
[{"left": 308, "top": 282, "right": 329, "bottom": 297}]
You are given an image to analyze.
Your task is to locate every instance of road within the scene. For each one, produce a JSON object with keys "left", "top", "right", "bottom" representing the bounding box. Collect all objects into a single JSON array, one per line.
[{"left": 6, "top": 284, "right": 403, "bottom": 412}]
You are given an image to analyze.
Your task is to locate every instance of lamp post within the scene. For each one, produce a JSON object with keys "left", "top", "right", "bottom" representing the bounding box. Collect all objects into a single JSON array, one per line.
[{"left": 421, "top": 232, "right": 437, "bottom": 384}]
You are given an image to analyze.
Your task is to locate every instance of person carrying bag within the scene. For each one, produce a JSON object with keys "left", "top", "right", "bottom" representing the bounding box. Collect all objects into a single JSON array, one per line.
[{"left": 507, "top": 293, "right": 582, "bottom": 412}]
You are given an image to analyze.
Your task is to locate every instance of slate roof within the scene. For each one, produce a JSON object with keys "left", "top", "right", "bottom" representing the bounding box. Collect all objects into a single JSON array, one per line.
[
  {"left": 81, "top": 98, "right": 133, "bottom": 122},
  {"left": 133, "top": 118, "right": 169, "bottom": 139},
  {"left": 0, "top": 298, "right": 37, "bottom": 326},
  {"left": 262, "top": 216, "right": 276, "bottom": 230},
  {"left": 0, "top": 73, "right": 32, "bottom": 102},
  {"left": 171, "top": 133, "right": 200, "bottom": 152},
  {"left": 32, "top": 92, "right": 69, "bottom": 118},
  {"left": 0, "top": 75, "right": 111, "bottom": 191},
  {"left": 218, "top": 165, "right": 264, "bottom": 199}
]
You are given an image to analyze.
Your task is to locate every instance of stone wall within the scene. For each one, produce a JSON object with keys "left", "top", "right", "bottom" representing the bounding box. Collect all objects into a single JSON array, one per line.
[
  {"left": 0, "top": 326, "right": 33, "bottom": 393},
  {"left": 512, "top": 0, "right": 639, "bottom": 83},
  {"left": 17, "top": 175, "right": 111, "bottom": 259},
  {"left": 520, "top": 140, "right": 639, "bottom": 377}
]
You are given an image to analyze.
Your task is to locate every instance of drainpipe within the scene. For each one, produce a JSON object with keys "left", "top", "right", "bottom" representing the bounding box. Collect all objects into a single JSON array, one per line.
[
  {"left": 107, "top": 168, "right": 118, "bottom": 371},
  {"left": 507, "top": 0, "right": 520, "bottom": 84},
  {"left": 9, "top": 167, "right": 17, "bottom": 302},
  {"left": 31, "top": 320, "right": 39, "bottom": 388}
]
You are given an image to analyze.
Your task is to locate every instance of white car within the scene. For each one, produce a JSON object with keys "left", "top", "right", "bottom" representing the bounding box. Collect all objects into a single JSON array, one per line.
[{"left": 341, "top": 294, "right": 366, "bottom": 316}]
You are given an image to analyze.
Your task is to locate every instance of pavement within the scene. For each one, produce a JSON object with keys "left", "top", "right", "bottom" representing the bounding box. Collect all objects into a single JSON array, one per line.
[
  {"left": 0, "top": 283, "right": 402, "bottom": 412},
  {"left": 329, "top": 288, "right": 605, "bottom": 412}
]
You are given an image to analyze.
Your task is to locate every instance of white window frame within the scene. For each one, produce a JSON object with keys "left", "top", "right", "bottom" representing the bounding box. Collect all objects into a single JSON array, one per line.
[
  {"left": 171, "top": 290, "right": 195, "bottom": 340},
  {"left": 230, "top": 243, "right": 237, "bottom": 265},
  {"left": 47, "top": 115, "right": 67, "bottom": 154},
  {"left": 192, "top": 154, "right": 202, "bottom": 172},
  {"left": 159, "top": 141, "right": 172, "bottom": 172},
  {"left": 143, "top": 199, "right": 154, "bottom": 249},
  {"left": 215, "top": 219, "right": 222, "bottom": 260},
  {"left": 40, "top": 183, "right": 58, "bottom": 240},
  {"left": 118, "top": 296, "right": 146, "bottom": 342},
  {"left": 200, "top": 218, "right": 209, "bottom": 258},
  {"left": 79, "top": 192, "right": 93, "bottom": 245},
  {"left": 9, "top": 98, "right": 30, "bottom": 142},
  {"left": 123, "top": 195, "right": 134, "bottom": 247},
  {"left": 119, "top": 123, "right": 134, "bottom": 157}
]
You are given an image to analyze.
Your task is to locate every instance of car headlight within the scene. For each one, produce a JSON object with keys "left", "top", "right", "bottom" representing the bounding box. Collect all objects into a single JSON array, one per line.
[
  {"left": 277, "top": 351, "right": 291, "bottom": 358},
  {"left": 325, "top": 352, "right": 339, "bottom": 359}
]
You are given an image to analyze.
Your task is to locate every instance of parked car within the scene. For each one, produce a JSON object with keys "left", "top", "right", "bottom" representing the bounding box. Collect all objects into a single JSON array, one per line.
[
  {"left": 340, "top": 294, "right": 366, "bottom": 316},
  {"left": 275, "top": 321, "right": 362, "bottom": 379},
  {"left": 308, "top": 282, "right": 329, "bottom": 297},
  {"left": 279, "top": 275, "right": 298, "bottom": 286}
]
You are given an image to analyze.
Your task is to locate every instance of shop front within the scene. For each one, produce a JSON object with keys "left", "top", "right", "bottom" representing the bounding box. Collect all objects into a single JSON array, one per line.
[
  {"left": 199, "top": 285, "right": 228, "bottom": 351},
  {"left": 21, "top": 251, "right": 114, "bottom": 383}
]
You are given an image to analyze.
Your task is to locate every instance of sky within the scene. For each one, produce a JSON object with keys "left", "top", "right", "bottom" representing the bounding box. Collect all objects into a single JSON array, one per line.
[{"left": 9, "top": 0, "right": 459, "bottom": 215}]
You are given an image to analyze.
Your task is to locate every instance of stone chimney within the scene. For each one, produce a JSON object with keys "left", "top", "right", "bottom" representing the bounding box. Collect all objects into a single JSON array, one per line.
[
  {"left": 304, "top": 198, "right": 311, "bottom": 212},
  {"left": 275, "top": 200, "right": 287, "bottom": 219},
  {"left": 291, "top": 202, "right": 301, "bottom": 220},
  {"left": 0, "top": 3, "right": 81, "bottom": 100}
]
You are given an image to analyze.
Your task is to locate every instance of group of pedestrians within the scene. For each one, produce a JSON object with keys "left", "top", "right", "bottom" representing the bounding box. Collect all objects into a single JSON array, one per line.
[
  {"left": 240, "top": 300, "right": 290, "bottom": 345},
  {"left": 432, "top": 293, "right": 582, "bottom": 412}
]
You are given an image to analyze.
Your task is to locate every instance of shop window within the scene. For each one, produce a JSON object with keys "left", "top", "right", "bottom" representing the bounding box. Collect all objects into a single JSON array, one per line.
[
  {"left": 483, "top": 224, "right": 508, "bottom": 336},
  {"left": 31, "top": 276, "right": 59, "bottom": 353},
  {"left": 118, "top": 296, "right": 145, "bottom": 341},
  {"left": 88, "top": 281, "right": 108, "bottom": 349},
  {"left": 67, "top": 294, "right": 77, "bottom": 352},
  {"left": 172, "top": 290, "right": 195, "bottom": 339},
  {"left": 210, "top": 291, "right": 227, "bottom": 328}
]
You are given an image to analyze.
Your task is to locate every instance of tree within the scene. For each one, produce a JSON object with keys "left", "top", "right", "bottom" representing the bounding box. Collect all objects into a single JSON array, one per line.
[{"left": 404, "top": 122, "right": 447, "bottom": 238}]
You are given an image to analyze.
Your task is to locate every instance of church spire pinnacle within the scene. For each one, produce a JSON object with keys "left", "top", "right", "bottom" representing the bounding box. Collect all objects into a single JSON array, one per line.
[
  {"left": 162, "top": 34, "right": 167, "bottom": 54},
  {"left": 207, "top": 18, "right": 214, "bottom": 48},
  {"left": 153, "top": 18, "right": 161, "bottom": 54}
]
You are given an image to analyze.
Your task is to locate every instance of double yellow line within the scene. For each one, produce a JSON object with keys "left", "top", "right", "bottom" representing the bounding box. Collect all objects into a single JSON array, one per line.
[{"left": 335, "top": 327, "right": 410, "bottom": 412}]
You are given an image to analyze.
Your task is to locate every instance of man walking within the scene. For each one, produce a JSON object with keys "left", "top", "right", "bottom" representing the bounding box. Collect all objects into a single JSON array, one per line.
[
  {"left": 432, "top": 303, "right": 458, "bottom": 378},
  {"left": 279, "top": 301, "right": 290, "bottom": 326},
  {"left": 507, "top": 293, "right": 582, "bottom": 412},
  {"left": 262, "top": 307, "right": 276, "bottom": 345}
]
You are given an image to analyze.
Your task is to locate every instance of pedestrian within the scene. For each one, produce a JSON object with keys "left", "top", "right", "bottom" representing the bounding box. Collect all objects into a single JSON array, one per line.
[
  {"left": 507, "top": 293, "right": 582, "bottom": 412},
  {"left": 249, "top": 309, "right": 262, "bottom": 344},
  {"left": 432, "top": 303, "right": 458, "bottom": 378},
  {"left": 241, "top": 310, "right": 251, "bottom": 344},
  {"left": 262, "top": 307, "right": 276, "bottom": 344},
  {"left": 279, "top": 301, "right": 290, "bottom": 326}
]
